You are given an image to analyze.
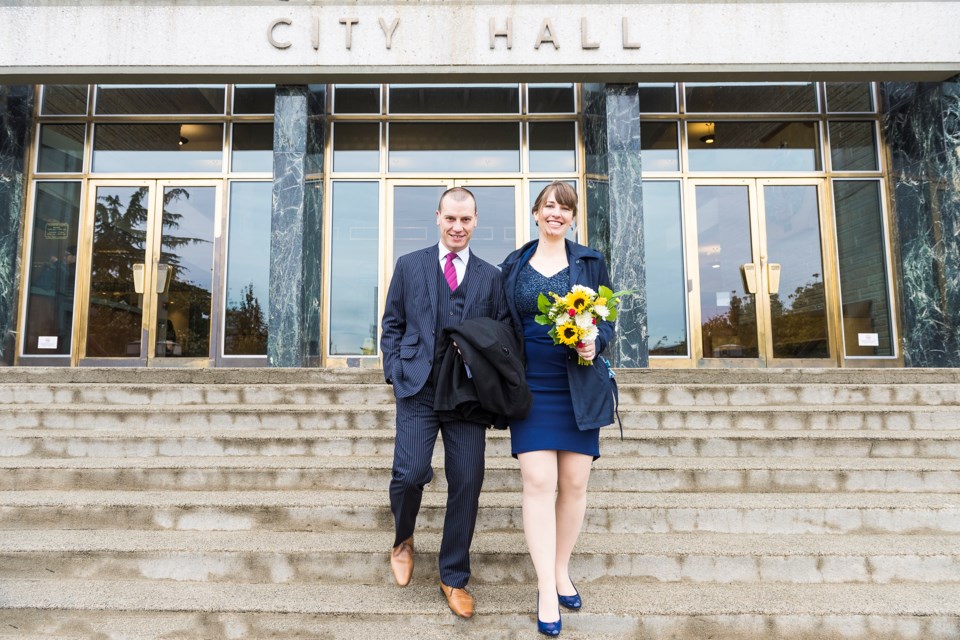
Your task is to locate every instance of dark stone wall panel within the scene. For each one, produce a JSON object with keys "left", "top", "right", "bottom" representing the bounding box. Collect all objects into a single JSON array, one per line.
[
  {"left": 0, "top": 86, "right": 34, "bottom": 365},
  {"left": 882, "top": 78, "right": 960, "bottom": 367}
]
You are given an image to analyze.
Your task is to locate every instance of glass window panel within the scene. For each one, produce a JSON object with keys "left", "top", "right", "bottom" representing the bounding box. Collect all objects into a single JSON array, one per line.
[
  {"left": 41, "top": 85, "right": 88, "bottom": 115},
  {"left": 640, "top": 121, "right": 679, "bottom": 172},
  {"left": 330, "top": 182, "right": 380, "bottom": 355},
  {"left": 85, "top": 186, "right": 150, "bottom": 357},
  {"left": 93, "top": 123, "right": 224, "bottom": 173},
  {"left": 23, "top": 182, "right": 82, "bottom": 355},
  {"left": 95, "top": 85, "right": 226, "bottom": 115},
  {"left": 464, "top": 185, "right": 518, "bottom": 265},
  {"left": 155, "top": 186, "right": 216, "bottom": 358},
  {"left": 389, "top": 122, "right": 520, "bottom": 172},
  {"left": 37, "top": 124, "right": 85, "bottom": 173},
  {"left": 393, "top": 185, "right": 446, "bottom": 263},
  {"left": 643, "top": 181, "right": 687, "bottom": 356},
  {"left": 826, "top": 83, "right": 874, "bottom": 113},
  {"left": 688, "top": 121, "right": 821, "bottom": 172},
  {"left": 529, "top": 180, "right": 577, "bottom": 241},
  {"left": 833, "top": 180, "right": 893, "bottom": 357},
  {"left": 334, "top": 85, "right": 381, "bottom": 114},
  {"left": 333, "top": 122, "right": 380, "bottom": 172},
  {"left": 389, "top": 85, "right": 519, "bottom": 114},
  {"left": 638, "top": 83, "right": 678, "bottom": 113},
  {"left": 231, "top": 123, "right": 274, "bottom": 173},
  {"left": 528, "top": 84, "right": 575, "bottom": 113},
  {"left": 763, "top": 185, "right": 830, "bottom": 359},
  {"left": 528, "top": 122, "right": 577, "bottom": 173},
  {"left": 829, "top": 121, "right": 878, "bottom": 172},
  {"left": 695, "top": 185, "right": 759, "bottom": 358},
  {"left": 224, "top": 182, "right": 272, "bottom": 356},
  {"left": 233, "top": 85, "right": 275, "bottom": 114},
  {"left": 685, "top": 83, "right": 818, "bottom": 113}
]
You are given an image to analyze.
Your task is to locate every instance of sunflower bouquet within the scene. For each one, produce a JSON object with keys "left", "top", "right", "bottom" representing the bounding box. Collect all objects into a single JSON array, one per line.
[{"left": 535, "top": 284, "right": 630, "bottom": 365}]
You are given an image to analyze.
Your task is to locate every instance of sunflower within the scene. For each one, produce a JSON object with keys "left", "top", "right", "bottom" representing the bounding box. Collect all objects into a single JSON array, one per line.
[
  {"left": 557, "top": 324, "right": 582, "bottom": 346},
  {"left": 565, "top": 290, "right": 591, "bottom": 313}
]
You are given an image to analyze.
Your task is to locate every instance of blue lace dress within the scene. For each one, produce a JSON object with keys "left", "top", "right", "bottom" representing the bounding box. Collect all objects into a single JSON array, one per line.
[{"left": 508, "top": 263, "right": 600, "bottom": 459}]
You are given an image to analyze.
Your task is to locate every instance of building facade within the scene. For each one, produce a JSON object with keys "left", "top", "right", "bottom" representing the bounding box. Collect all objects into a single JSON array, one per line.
[{"left": 1, "top": 1, "right": 959, "bottom": 369}]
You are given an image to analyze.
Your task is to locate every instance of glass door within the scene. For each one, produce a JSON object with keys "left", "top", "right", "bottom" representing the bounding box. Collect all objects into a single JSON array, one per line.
[
  {"left": 76, "top": 180, "right": 221, "bottom": 366},
  {"left": 688, "top": 179, "right": 839, "bottom": 367}
]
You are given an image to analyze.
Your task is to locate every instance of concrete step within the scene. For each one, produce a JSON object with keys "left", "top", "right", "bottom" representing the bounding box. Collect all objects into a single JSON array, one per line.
[
  {"left": 5, "top": 429, "right": 960, "bottom": 460},
  {"left": 2, "top": 530, "right": 958, "bottom": 585},
  {"left": 4, "top": 381, "right": 960, "bottom": 408},
  {"left": 0, "top": 383, "right": 396, "bottom": 406},
  {"left": 4, "top": 366, "right": 960, "bottom": 386},
  {"left": 3, "top": 490, "right": 959, "bottom": 534},
  {"left": 1, "top": 580, "right": 958, "bottom": 640},
  {"left": 2, "top": 456, "right": 959, "bottom": 493},
  {"left": 4, "top": 404, "right": 960, "bottom": 432}
]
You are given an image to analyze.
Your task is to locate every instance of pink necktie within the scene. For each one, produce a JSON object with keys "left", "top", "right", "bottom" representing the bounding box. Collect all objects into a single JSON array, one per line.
[{"left": 443, "top": 252, "right": 458, "bottom": 291}]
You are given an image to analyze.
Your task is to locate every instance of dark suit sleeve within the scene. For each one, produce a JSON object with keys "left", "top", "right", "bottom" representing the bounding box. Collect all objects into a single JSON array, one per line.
[
  {"left": 380, "top": 257, "right": 407, "bottom": 383},
  {"left": 492, "top": 269, "right": 511, "bottom": 325},
  {"left": 595, "top": 257, "right": 615, "bottom": 357}
]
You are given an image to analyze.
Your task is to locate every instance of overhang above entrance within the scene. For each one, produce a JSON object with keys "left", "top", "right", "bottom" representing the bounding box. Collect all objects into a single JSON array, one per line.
[{"left": 1, "top": 1, "right": 959, "bottom": 83}]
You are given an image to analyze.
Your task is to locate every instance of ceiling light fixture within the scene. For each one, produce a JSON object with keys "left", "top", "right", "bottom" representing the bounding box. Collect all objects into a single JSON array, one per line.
[
  {"left": 699, "top": 122, "right": 716, "bottom": 145},
  {"left": 178, "top": 136, "right": 189, "bottom": 147}
]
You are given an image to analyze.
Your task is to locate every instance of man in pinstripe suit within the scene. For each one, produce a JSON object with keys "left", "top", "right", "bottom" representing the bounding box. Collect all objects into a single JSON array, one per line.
[{"left": 380, "top": 187, "right": 510, "bottom": 619}]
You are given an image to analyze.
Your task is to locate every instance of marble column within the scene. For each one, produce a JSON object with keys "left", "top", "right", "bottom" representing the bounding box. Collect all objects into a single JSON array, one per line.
[
  {"left": 582, "top": 83, "right": 647, "bottom": 368},
  {"left": 268, "top": 85, "right": 326, "bottom": 367},
  {"left": 882, "top": 78, "right": 960, "bottom": 367},
  {"left": 0, "top": 86, "right": 34, "bottom": 366}
]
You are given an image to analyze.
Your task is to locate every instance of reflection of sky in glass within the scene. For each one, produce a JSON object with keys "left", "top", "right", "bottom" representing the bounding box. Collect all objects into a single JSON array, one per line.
[
  {"left": 226, "top": 182, "right": 271, "bottom": 310},
  {"left": 643, "top": 181, "right": 687, "bottom": 356},
  {"left": 763, "top": 185, "right": 822, "bottom": 314},
  {"left": 389, "top": 150, "right": 519, "bottom": 173},
  {"left": 163, "top": 187, "right": 215, "bottom": 291},
  {"left": 393, "top": 186, "right": 446, "bottom": 262},
  {"left": 330, "top": 182, "right": 379, "bottom": 355},
  {"left": 468, "top": 187, "right": 517, "bottom": 264},
  {"left": 529, "top": 122, "right": 577, "bottom": 173},
  {"left": 94, "top": 150, "right": 223, "bottom": 173},
  {"left": 696, "top": 185, "right": 752, "bottom": 321}
]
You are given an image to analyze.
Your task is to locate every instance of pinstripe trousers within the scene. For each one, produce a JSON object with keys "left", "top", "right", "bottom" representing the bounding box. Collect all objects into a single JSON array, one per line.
[{"left": 390, "top": 380, "right": 487, "bottom": 588}]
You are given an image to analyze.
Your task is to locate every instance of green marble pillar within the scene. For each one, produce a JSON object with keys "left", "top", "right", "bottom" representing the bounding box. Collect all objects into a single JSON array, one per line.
[
  {"left": 883, "top": 78, "right": 960, "bottom": 367},
  {"left": 268, "top": 85, "right": 326, "bottom": 367},
  {"left": 0, "top": 86, "right": 34, "bottom": 366},
  {"left": 582, "top": 83, "right": 647, "bottom": 368}
]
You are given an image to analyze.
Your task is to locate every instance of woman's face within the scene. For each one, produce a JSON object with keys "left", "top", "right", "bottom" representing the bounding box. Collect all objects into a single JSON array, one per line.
[{"left": 534, "top": 190, "right": 575, "bottom": 240}]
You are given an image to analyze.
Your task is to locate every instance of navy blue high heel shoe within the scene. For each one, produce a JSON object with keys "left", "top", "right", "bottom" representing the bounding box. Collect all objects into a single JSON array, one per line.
[
  {"left": 558, "top": 579, "right": 582, "bottom": 610},
  {"left": 537, "top": 591, "right": 562, "bottom": 636}
]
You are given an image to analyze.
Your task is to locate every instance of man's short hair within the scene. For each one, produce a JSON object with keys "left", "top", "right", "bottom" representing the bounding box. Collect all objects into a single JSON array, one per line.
[{"left": 437, "top": 187, "right": 477, "bottom": 214}]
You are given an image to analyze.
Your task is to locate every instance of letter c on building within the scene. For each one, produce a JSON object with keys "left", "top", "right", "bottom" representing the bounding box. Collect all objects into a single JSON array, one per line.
[{"left": 269, "top": 18, "right": 293, "bottom": 49}]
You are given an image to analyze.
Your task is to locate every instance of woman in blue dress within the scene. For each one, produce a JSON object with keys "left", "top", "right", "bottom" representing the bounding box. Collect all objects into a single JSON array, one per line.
[{"left": 500, "top": 181, "right": 618, "bottom": 636}]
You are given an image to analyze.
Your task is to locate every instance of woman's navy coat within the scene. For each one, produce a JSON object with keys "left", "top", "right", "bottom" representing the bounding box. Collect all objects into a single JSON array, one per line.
[{"left": 500, "top": 239, "right": 617, "bottom": 431}]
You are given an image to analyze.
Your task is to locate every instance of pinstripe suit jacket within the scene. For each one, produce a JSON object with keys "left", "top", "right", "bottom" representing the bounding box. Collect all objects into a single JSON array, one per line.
[{"left": 381, "top": 244, "right": 510, "bottom": 399}]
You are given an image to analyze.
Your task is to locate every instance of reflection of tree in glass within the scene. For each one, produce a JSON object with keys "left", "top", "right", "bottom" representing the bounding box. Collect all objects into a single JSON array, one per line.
[
  {"left": 225, "top": 283, "right": 268, "bottom": 355},
  {"left": 701, "top": 292, "right": 759, "bottom": 358},
  {"left": 771, "top": 274, "right": 828, "bottom": 357}
]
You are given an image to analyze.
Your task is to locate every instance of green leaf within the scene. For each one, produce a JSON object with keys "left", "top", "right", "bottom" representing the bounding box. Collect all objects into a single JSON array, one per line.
[
  {"left": 606, "top": 308, "right": 618, "bottom": 322},
  {"left": 537, "top": 293, "right": 552, "bottom": 314},
  {"left": 534, "top": 313, "right": 551, "bottom": 325},
  {"left": 598, "top": 285, "right": 614, "bottom": 299}
]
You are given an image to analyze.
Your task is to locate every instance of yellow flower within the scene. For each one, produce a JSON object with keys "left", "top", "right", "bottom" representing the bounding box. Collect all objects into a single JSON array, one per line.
[
  {"left": 557, "top": 324, "right": 582, "bottom": 346},
  {"left": 595, "top": 296, "right": 608, "bottom": 307},
  {"left": 565, "top": 290, "right": 591, "bottom": 312}
]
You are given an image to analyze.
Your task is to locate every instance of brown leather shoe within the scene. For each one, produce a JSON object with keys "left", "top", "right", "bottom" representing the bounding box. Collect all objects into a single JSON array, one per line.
[
  {"left": 390, "top": 537, "right": 414, "bottom": 586},
  {"left": 440, "top": 581, "right": 474, "bottom": 618}
]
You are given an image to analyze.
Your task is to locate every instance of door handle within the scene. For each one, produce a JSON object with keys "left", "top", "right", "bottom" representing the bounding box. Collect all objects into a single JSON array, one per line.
[
  {"left": 132, "top": 263, "right": 145, "bottom": 294},
  {"left": 740, "top": 263, "right": 758, "bottom": 294},
  {"left": 156, "top": 264, "right": 170, "bottom": 294},
  {"left": 768, "top": 263, "right": 782, "bottom": 294}
]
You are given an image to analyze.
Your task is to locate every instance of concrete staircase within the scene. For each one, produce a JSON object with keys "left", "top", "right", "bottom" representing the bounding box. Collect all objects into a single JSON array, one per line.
[{"left": 1, "top": 367, "right": 959, "bottom": 639}]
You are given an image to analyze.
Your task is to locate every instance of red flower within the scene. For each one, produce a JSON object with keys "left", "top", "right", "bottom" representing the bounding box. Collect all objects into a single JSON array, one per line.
[
  {"left": 576, "top": 342, "right": 584, "bottom": 349},
  {"left": 592, "top": 318, "right": 596, "bottom": 325},
  {"left": 567, "top": 309, "right": 576, "bottom": 317}
]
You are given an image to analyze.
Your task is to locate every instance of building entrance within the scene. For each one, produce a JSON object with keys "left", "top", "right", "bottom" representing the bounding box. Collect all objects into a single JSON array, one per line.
[
  {"left": 76, "top": 180, "right": 221, "bottom": 367},
  {"left": 689, "top": 179, "right": 840, "bottom": 367}
]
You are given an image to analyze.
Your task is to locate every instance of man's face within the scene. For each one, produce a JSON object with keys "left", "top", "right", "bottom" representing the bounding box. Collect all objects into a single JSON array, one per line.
[{"left": 436, "top": 197, "right": 477, "bottom": 253}]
